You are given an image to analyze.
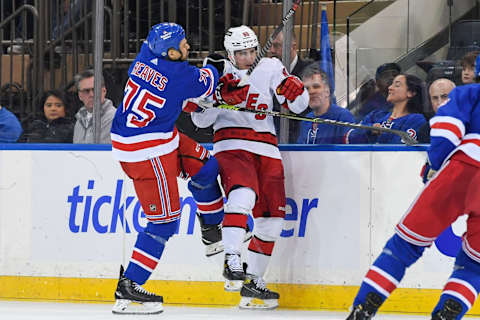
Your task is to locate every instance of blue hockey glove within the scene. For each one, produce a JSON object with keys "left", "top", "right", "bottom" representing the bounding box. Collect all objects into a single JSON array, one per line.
[{"left": 420, "top": 161, "right": 436, "bottom": 184}]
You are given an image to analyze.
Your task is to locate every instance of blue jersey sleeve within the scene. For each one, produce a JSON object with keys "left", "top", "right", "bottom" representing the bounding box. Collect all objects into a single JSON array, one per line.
[
  {"left": 428, "top": 85, "right": 479, "bottom": 170},
  {"left": 184, "top": 64, "right": 219, "bottom": 100},
  {"left": 0, "top": 108, "right": 22, "bottom": 142}
]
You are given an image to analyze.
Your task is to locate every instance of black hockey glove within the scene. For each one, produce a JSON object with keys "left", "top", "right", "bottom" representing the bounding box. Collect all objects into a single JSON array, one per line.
[{"left": 203, "top": 53, "right": 227, "bottom": 76}]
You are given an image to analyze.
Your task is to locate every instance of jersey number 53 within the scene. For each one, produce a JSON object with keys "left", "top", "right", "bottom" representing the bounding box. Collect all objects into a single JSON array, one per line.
[{"left": 122, "top": 78, "right": 166, "bottom": 128}]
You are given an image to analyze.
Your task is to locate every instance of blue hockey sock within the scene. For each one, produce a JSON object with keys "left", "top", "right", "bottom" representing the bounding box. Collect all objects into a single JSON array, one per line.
[
  {"left": 353, "top": 234, "right": 425, "bottom": 308},
  {"left": 124, "top": 220, "right": 178, "bottom": 285},
  {"left": 188, "top": 157, "right": 224, "bottom": 226},
  {"left": 432, "top": 250, "right": 480, "bottom": 319}
]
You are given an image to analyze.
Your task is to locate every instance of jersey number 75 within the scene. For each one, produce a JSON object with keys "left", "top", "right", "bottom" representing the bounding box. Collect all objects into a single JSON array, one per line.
[{"left": 122, "top": 78, "right": 166, "bottom": 128}]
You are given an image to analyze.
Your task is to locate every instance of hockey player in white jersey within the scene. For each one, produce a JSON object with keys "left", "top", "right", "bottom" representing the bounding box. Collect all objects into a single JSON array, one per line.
[{"left": 190, "top": 25, "right": 309, "bottom": 309}]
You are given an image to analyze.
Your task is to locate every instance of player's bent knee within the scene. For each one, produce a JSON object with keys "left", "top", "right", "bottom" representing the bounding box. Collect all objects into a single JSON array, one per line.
[
  {"left": 225, "top": 187, "right": 256, "bottom": 214},
  {"left": 144, "top": 220, "right": 179, "bottom": 243},
  {"left": 190, "top": 156, "right": 219, "bottom": 188},
  {"left": 252, "top": 217, "right": 284, "bottom": 241},
  {"left": 456, "top": 249, "right": 480, "bottom": 275},
  {"left": 385, "top": 234, "right": 425, "bottom": 267}
]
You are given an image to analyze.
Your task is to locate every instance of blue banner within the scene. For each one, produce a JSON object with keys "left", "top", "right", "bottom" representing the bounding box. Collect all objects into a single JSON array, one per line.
[{"left": 319, "top": 8, "right": 335, "bottom": 99}]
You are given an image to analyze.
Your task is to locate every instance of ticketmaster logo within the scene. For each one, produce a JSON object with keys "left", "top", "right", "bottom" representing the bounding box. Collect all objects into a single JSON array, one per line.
[{"left": 66, "top": 179, "right": 318, "bottom": 237}]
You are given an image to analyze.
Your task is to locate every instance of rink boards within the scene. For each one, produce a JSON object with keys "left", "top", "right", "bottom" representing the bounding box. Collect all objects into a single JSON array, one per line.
[{"left": 0, "top": 144, "right": 477, "bottom": 315}]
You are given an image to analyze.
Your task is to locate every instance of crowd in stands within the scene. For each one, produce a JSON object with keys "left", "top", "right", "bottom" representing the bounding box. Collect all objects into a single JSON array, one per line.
[
  {"left": 1, "top": 1, "right": 479, "bottom": 146},
  {"left": 1, "top": 49, "right": 478, "bottom": 146}
]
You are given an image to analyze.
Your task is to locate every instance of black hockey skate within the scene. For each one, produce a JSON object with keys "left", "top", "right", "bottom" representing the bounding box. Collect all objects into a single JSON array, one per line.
[
  {"left": 431, "top": 299, "right": 463, "bottom": 320},
  {"left": 223, "top": 253, "right": 246, "bottom": 291},
  {"left": 112, "top": 265, "right": 163, "bottom": 314},
  {"left": 197, "top": 213, "right": 223, "bottom": 257},
  {"left": 239, "top": 277, "right": 280, "bottom": 310},
  {"left": 346, "top": 292, "right": 383, "bottom": 320}
]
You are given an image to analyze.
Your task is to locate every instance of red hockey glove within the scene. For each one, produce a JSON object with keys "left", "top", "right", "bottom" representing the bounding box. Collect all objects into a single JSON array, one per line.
[
  {"left": 182, "top": 98, "right": 210, "bottom": 113},
  {"left": 214, "top": 73, "right": 250, "bottom": 106},
  {"left": 182, "top": 100, "right": 201, "bottom": 113},
  {"left": 276, "top": 75, "right": 304, "bottom": 101}
]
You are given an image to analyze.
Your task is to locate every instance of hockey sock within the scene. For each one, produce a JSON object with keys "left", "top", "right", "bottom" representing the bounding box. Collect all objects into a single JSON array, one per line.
[
  {"left": 223, "top": 187, "right": 256, "bottom": 254},
  {"left": 246, "top": 236, "right": 274, "bottom": 277},
  {"left": 124, "top": 220, "right": 178, "bottom": 285},
  {"left": 432, "top": 250, "right": 480, "bottom": 319},
  {"left": 246, "top": 217, "right": 283, "bottom": 277},
  {"left": 353, "top": 234, "right": 425, "bottom": 309},
  {"left": 223, "top": 213, "right": 247, "bottom": 254},
  {"left": 188, "top": 157, "right": 224, "bottom": 225}
]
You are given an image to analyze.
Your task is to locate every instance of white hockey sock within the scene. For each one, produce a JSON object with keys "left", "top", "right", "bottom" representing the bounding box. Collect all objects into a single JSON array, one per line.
[
  {"left": 223, "top": 227, "right": 246, "bottom": 255},
  {"left": 246, "top": 250, "right": 270, "bottom": 278}
]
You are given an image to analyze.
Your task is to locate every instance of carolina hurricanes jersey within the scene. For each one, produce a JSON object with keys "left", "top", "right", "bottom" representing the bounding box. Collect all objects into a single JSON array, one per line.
[
  {"left": 428, "top": 84, "right": 480, "bottom": 170},
  {"left": 192, "top": 58, "right": 309, "bottom": 159},
  {"left": 111, "top": 43, "right": 218, "bottom": 162}
]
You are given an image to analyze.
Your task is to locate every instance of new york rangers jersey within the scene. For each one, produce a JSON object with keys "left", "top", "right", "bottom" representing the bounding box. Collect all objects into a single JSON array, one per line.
[
  {"left": 345, "top": 111, "right": 426, "bottom": 144},
  {"left": 191, "top": 58, "right": 309, "bottom": 159},
  {"left": 428, "top": 84, "right": 480, "bottom": 170},
  {"left": 111, "top": 42, "right": 218, "bottom": 162}
]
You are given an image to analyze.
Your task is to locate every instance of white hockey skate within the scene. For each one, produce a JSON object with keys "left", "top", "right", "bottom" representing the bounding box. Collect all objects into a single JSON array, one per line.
[
  {"left": 223, "top": 253, "right": 245, "bottom": 291},
  {"left": 112, "top": 266, "right": 164, "bottom": 315},
  {"left": 239, "top": 277, "right": 279, "bottom": 310}
]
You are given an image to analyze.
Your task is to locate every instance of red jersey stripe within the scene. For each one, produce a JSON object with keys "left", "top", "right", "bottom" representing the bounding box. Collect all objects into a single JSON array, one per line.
[
  {"left": 248, "top": 236, "right": 275, "bottom": 256},
  {"left": 197, "top": 198, "right": 224, "bottom": 212},
  {"left": 131, "top": 250, "right": 158, "bottom": 270},
  {"left": 366, "top": 269, "right": 397, "bottom": 294},
  {"left": 112, "top": 129, "right": 178, "bottom": 152},
  {"left": 444, "top": 281, "right": 476, "bottom": 306},
  {"left": 214, "top": 127, "right": 278, "bottom": 146},
  {"left": 223, "top": 213, "right": 248, "bottom": 228},
  {"left": 431, "top": 122, "right": 463, "bottom": 139}
]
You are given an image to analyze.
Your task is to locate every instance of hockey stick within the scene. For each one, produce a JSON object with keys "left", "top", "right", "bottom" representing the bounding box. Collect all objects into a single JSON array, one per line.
[
  {"left": 238, "top": 0, "right": 302, "bottom": 86},
  {"left": 215, "top": 103, "right": 418, "bottom": 145}
]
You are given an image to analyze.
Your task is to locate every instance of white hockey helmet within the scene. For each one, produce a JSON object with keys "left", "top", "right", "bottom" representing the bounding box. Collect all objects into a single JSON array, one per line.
[{"left": 224, "top": 25, "right": 259, "bottom": 65}]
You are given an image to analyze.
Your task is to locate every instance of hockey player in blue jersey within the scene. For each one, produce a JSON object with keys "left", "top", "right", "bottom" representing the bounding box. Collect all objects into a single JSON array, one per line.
[
  {"left": 346, "top": 74, "right": 426, "bottom": 144},
  {"left": 110, "top": 22, "right": 249, "bottom": 314},
  {"left": 346, "top": 67, "right": 480, "bottom": 318}
]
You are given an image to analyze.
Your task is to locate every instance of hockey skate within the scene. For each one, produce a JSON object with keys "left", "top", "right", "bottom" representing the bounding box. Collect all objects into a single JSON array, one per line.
[
  {"left": 197, "top": 213, "right": 224, "bottom": 257},
  {"left": 239, "top": 276, "right": 279, "bottom": 310},
  {"left": 112, "top": 265, "right": 164, "bottom": 315},
  {"left": 223, "top": 253, "right": 245, "bottom": 291},
  {"left": 346, "top": 292, "right": 383, "bottom": 320},
  {"left": 431, "top": 299, "right": 463, "bottom": 320}
]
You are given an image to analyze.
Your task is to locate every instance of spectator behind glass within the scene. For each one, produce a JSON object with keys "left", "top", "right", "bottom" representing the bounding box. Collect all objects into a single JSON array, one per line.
[
  {"left": 346, "top": 74, "right": 426, "bottom": 144},
  {"left": 460, "top": 51, "right": 480, "bottom": 85},
  {"left": 350, "top": 62, "right": 401, "bottom": 122},
  {"left": 268, "top": 31, "right": 312, "bottom": 143},
  {"left": 297, "top": 63, "right": 354, "bottom": 144},
  {"left": 73, "top": 69, "right": 116, "bottom": 144},
  {"left": 268, "top": 31, "right": 310, "bottom": 76},
  {"left": 417, "top": 78, "right": 456, "bottom": 143},
  {"left": 0, "top": 105, "right": 23, "bottom": 142},
  {"left": 23, "top": 90, "right": 74, "bottom": 143}
]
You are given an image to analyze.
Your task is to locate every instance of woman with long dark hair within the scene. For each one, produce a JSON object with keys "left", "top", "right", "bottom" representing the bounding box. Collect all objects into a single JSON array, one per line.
[{"left": 346, "top": 73, "right": 427, "bottom": 144}]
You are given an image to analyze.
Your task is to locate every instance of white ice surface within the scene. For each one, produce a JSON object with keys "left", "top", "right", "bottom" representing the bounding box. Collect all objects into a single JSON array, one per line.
[{"left": 0, "top": 300, "right": 429, "bottom": 320}]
